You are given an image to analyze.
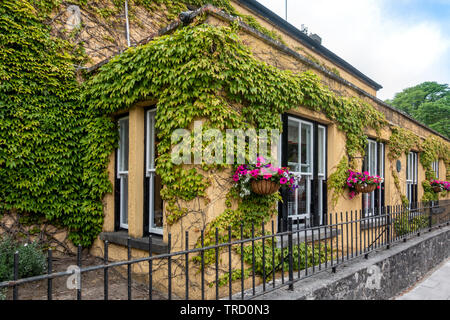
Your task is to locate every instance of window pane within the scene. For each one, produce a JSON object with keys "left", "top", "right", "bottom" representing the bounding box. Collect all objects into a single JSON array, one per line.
[
  {"left": 406, "top": 153, "right": 411, "bottom": 180},
  {"left": 301, "top": 122, "right": 312, "bottom": 173},
  {"left": 118, "top": 118, "right": 129, "bottom": 173},
  {"left": 121, "top": 176, "right": 128, "bottom": 226},
  {"left": 152, "top": 173, "right": 163, "bottom": 229},
  {"left": 147, "top": 111, "right": 155, "bottom": 171},
  {"left": 287, "top": 177, "right": 308, "bottom": 217},
  {"left": 318, "top": 127, "right": 325, "bottom": 176},
  {"left": 287, "top": 119, "right": 300, "bottom": 172},
  {"left": 379, "top": 143, "right": 384, "bottom": 178},
  {"left": 369, "top": 141, "right": 376, "bottom": 175},
  {"left": 363, "top": 192, "right": 373, "bottom": 215},
  {"left": 432, "top": 160, "right": 439, "bottom": 178}
]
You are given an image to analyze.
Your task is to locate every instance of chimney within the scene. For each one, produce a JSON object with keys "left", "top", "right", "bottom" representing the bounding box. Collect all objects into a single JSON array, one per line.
[{"left": 309, "top": 33, "right": 322, "bottom": 45}]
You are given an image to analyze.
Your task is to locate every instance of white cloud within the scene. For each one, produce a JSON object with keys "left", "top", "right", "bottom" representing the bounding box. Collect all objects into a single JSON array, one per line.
[{"left": 256, "top": 0, "right": 450, "bottom": 100}]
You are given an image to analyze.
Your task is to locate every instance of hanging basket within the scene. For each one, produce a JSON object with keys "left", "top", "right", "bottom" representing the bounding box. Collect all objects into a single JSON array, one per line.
[
  {"left": 355, "top": 184, "right": 377, "bottom": 194},
  {"left": 251, "top": 180, "right": 280, "bottom": 195},
  {"left": 432, "top": 186, "right": 442, "bottom": 192}
]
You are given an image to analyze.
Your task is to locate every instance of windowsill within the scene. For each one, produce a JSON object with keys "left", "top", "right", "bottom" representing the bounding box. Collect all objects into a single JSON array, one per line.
[
  {"left": 99, "top": 231, "right": 168, "bottom": 254},
  {"left": 275, "top": 228, "right": 340, "bottom": 248}
]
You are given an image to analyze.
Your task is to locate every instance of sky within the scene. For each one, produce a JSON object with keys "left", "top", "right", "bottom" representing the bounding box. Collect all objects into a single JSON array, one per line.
[{"left": 256, "top": 0, "right": 450, "bottom": 100}]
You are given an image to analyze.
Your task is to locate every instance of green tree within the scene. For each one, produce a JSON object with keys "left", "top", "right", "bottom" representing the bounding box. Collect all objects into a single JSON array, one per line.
[{"left": 385, "top": 82, "right": 450, "bottom": 138}]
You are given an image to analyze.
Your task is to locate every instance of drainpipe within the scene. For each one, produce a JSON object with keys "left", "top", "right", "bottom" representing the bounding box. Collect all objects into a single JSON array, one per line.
[{"left": 125, "top": 0, "right": 130, "bottom": 47}]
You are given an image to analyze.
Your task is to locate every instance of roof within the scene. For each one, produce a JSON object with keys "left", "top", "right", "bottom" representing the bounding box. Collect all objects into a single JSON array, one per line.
[{"left": 236, "top": 0, "right": 383, "bottom": 91}]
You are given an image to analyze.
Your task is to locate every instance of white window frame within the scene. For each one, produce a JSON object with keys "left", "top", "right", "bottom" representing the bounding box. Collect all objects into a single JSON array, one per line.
[
  {"left": 117, "top": 116, "right": 129, "bottom": 229},
  {"left": 432, "top": 160, "right": 439, "bottom": 179},
  {"left": 286, "top": 117, "right": 314, "bottom": 225},
  {"left": 317, "top": 125, "right": 326, "bottom": 225},
  {"left": 146, "top": 110, "right": 163, "bottom": 235},
  {"left": 363, "top": 139, "right": 377, "bottom": 216},
  {"left": 406, "top": 151, "right": 418, "bottom": 207},
  {"left": 363, "top": 139, "right": 385, "bottom": 216}
]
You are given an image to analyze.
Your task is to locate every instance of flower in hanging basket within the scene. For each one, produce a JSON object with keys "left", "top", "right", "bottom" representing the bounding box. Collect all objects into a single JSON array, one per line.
[
  {"left": 346, "top": 170, "right": 383, "bottom": 199},
  {"left": 232, "top": 156, "right": 299, "bottom": 197},
  {"left": 430, "top": 180, "right": 450, "bottom": 192}
]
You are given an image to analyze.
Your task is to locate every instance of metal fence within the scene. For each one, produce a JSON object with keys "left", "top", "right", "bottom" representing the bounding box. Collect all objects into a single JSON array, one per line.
[{"left": 1, "top": 200, "right": 449, "bottom": 300}]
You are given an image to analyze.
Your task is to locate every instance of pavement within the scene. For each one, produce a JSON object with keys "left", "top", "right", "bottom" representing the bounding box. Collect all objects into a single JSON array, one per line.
[{"left": 396, "top": 258, "right": 450, "bottom": 300}]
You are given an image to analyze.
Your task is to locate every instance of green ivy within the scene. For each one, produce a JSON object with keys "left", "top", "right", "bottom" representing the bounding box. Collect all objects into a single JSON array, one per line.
[
  {"left": 387, "top": 127, "right": 450, "bottom": 203},
  {"left": 387, "top": 127, "right": 421, "bottom": 161},
  {"left": 3, "top": 0, "right": 444, "bottom": 252},
  {"left": 327, "top": 157, "right": 350, "bottom": 209},
  {"left": 419, "top": 135, "right": 449, "bottom": 201},
  {"left": 0, "top": 0, "right": 101, "bottom": 247}
]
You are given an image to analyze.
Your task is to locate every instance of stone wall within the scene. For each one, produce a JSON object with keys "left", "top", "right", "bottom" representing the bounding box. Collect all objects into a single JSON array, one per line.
[
  {"left": 256, "top": 224, "right": 450, "bottom": 300},
  {"left": 0, "top": 211, "right": 77, "bottom": 255}
]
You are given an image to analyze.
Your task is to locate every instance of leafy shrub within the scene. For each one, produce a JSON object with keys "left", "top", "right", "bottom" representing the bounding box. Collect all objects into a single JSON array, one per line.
[
  {"left": 0, "top": 237, "right": 46, "bottom": 282},
  {"left": 393, "top": 212, "right": 428, "bottom": 237},
  {"left": 209, "top": 239, "right": 332, "bottom": 287}
]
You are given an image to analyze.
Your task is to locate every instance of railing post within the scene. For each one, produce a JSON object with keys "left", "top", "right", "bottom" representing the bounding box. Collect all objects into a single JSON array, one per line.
[
  {"left": 77, "top": 245, "right": 82, "bottom": 300},
  {"left": 47, "top": 248, "right": 52, "bottom": 300},
  {"left": 104, "top": 240, "right": 109, "bottom": 301},
  {"left": 386, "top": 206, "right": 391, "bottom": 249},
  {"left": 13, "top": 251, "right": 19, "bottom": 300},
  {"left": 288, "top": 218, "right": 294, "bottom": 291},
  {"left": 428, "top": 201, "right": 433, "bottom": 232}
]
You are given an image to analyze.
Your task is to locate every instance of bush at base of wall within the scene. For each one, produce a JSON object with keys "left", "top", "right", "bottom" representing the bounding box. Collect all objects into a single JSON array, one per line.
[{"left": 0, "top": 236, "right": 47, "bottom": 282}]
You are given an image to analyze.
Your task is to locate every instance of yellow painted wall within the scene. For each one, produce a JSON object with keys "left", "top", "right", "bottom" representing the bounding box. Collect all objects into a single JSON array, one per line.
[{"left": 89, "top": 10, "right": 449, "bottom": 299}]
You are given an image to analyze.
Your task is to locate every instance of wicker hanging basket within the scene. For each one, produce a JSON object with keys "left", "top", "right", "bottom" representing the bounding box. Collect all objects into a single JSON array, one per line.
[
  {"left": 355, "top": 184, "right": 377, "bottom": 194},
  {"left": 432, "top": 186, "right": 442, "bottom": 192},
  {"left": 251, "top": 180, "right": 280, "bottom": 195}
]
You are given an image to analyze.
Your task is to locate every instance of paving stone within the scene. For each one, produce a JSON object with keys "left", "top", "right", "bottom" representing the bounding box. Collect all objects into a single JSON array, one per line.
[{"left": 396, "top": 259, "right": 450, "bottom": 300}]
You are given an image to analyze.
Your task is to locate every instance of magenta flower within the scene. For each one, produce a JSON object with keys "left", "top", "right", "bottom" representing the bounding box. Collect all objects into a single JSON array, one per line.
[
  {"left": 250, "top": 169, "right": 259, "bottom": 177},
  {"left": 256, "top": 156, "right": 265, "bottom": 163},
  {"left": 233, "top": 175, "right": 239, "bottom": 182},
  {"left": 280, "top": 177, "right": 288, "bottom": 184}
]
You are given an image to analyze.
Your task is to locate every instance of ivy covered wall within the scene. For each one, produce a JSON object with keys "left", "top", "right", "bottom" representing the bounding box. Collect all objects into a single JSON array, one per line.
[{"left": 0, "top": 0, "right": 449, "bottom": 251}]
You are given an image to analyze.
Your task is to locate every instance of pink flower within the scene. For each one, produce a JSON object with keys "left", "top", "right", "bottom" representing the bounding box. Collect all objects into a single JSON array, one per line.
[
  {"left": 363, "top": 171, "right": 369, "bottom": 176},
  {"left": 278, "top": 169, "right": 283, "bottom": 175},
  {"left": 233, "top": 175, "right": 239, "bottom": 182},
  {"left": 250, "top": 169, "right": 259, "bottom": 177},
  {"left": 280, "top": 177, "right": 288, "bottom": 184},
  {"left": 263, "top": 174, "right": 272, "bottom": 180},
  {"left": 256, "top": 162, "right": 261, "bottom": 168},
  {"left": 256, "top": 156, "right": 265, "bottom": 163}
]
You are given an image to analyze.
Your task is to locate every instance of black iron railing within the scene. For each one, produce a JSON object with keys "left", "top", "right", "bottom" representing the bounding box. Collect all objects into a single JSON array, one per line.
[{"left": 1, "top": 200, "right": 449, "bottom": 300}]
